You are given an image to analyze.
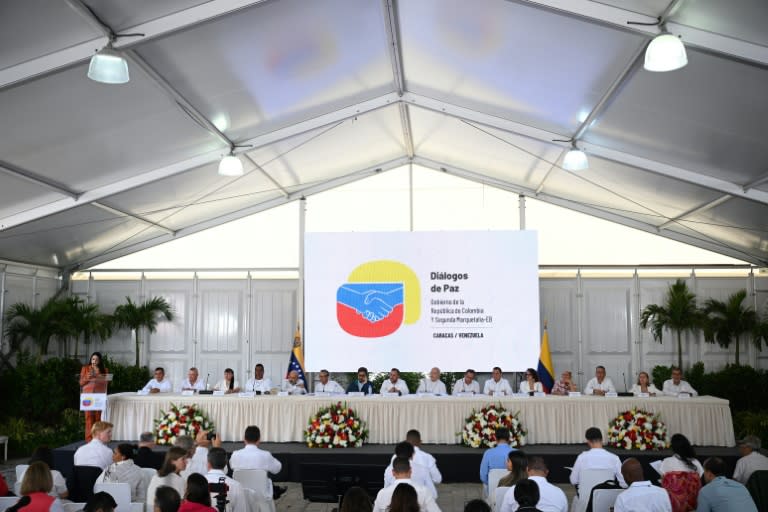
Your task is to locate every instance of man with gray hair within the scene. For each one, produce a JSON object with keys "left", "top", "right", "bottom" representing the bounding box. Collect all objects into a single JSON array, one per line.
[
  {"left": 135, "top": 432, "right": 161, "bottom": 469},
  {"left": 417, "top": 367, "right": 447, "bottom": 395},
  {"left": 733, "top": 435, "right": 768, "bottom": 484}
]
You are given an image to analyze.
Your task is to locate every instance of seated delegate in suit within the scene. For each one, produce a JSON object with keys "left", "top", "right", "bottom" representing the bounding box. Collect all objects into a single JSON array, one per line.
[
  {"left": 416, "top": 367, "right": 447, "bottom": 395},
  {"left": 281, "top": 370, "right": 307, "bottom": 394},
  {"left": 518, "top": 368, "right": 544, "bottom": 394},
  {"left": 346, "top": 366, "right": 374, "bottom": 394},
  {"left": 662, "top": 367, "right": 698, "bottom": 397},
  {"left": 483, "top": 367, "right": 513, "bottom": 395},
  {"left": 584, "top": 365, "right": 616, "bottom": 396},
  {"left": 630, "top": 371, "right": 661, "bottom": 396},
  {"left": 452, "top": 369, "right": 480, "bottom": 395},
  {"left": 315, "top": 369, "right": 345, "bottom": 394},
  {"left": 550, "top": 370, "right": 577, "bottom": 395},
  {"left": 142, "top": 367, "right": 173, "bottom": 394},
  {"left": 244, "top": 363, "right": 273, "bottom": 393},
  {"left": 213, "top": 368, "right": 241, "bottom": 394},
  {"left": 380, "top": 368, "right": 410, "bottom": 395}
]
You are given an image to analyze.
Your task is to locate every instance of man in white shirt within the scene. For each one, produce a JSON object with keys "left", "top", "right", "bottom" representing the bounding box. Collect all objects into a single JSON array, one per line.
[
  {"left": 314, "top": 369, "right": 345, "bottom": 394},
  {"left": 206, "top": 447, "right": 246, "bottom": 512},
  {"left": 407, "top": 430, "right": 442, "bottom": 484},
  {"left": 244, "top": 363, "right": 273, "bottom": 394},
  {"left": 500, "top": 456, "right": 568, "bottom": 512},
  {"left": 229, "top": 425, "right": 287, "bottom": 500},
  {"left": 733, "top": 435, "right": 768, "bottom": 484},
  {"left": 179, "top": 367, "right": 206, "bottom": 392},
  {"left": 417, "top": 367, "right": 448, "bottom": 395},
  {"left": 74, "top": 421, "right": 114, "bottom": 470},
  {"left": 570, "top": 427, "right": 626, "bottom": 491},
  {"left": 614, "top": 458, "right": 671, "bottom": 512},
  {"left": 584, "top": 366, "right": 616, "bottom": 396},
  {"left": 281, "top": 370, "right": 307, "bottom": 394},
  {"left": 380, "top": 368, "right": 410, "bottom": 395},
  {"left": 483, "top": 367, "right": 513, "bottom": 395},
  {"left": 142, "top": 367, "right": 173, "bottom": 394},
  {"left": 373, "top": 457, "right": 441, "bottom": 512},
  {"left": 383, "top": 442, "right": 438, "bottom": 498},
  {"left": 452, "top": 369, "right": 481, "bottom": 395},
  {"left": 662, "top": 367, "right": 698, "bottom": 397}
]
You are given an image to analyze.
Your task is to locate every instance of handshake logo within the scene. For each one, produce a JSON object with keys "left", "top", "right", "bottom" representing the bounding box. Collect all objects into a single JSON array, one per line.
[{"left": 336, "top": 260, "right": 420, "bottom": 338}]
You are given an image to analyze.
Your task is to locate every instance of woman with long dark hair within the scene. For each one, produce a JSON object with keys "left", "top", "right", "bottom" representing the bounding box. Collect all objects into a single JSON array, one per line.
[
  {"left": 339, "top": 486, "right": 372, "bottom": 512},
  {"left": 214, "top": 368, "right": 240, "bottom": 394},
  {"left": 519, "top": 368, "right": 543, "bottom": 394},
  {"left": 79, "top": 351, "right": 109, "bottom": 441},
  {"left": 499, "top": 450, "right": 528, "bottom": 487},
  {"left": 179, "top": 474, "right": 216, "bottom": 512},
  {"left": 388, "top": 483, "right": 419, "bottom": 512},
  {"left": 660, "top": 433, "right": 703, "bottom": 476},
  {"left": 146, "top": 447, "right": 188, "bottom": 507}
]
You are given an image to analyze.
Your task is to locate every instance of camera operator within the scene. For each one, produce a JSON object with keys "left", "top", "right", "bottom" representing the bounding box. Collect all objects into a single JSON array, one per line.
[
  {"left": 205, "top": 448, "right": 245, "bottom": 512},
  {"left": 180, "top": 430, "right": 221, "bottom": 480}
]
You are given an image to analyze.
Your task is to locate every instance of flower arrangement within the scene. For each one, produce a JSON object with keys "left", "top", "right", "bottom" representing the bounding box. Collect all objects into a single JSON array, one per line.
[
  {"left": 305, "top": 402, "right": 368, "bottom": 448},
  {"left": 154, "top": 403, "right": 215, "bottom": 445},
  {"left": 460, "top": 404, "right": 526, "bottom": 448},
  {"left": 607, "top": 408, "right": 669, "bottom": 450}
]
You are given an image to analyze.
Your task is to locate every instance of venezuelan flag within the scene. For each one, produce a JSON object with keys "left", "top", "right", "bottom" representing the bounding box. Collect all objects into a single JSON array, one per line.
[
  {"left": 537, "top": 322, "right": 555, "bottom": 393},
  {"left": 287, "top": 324, "right": 308, "bottom": 388}
]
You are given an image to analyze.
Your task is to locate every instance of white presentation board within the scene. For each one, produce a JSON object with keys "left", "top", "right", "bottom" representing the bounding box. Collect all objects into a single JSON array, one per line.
[{"left": 304, "top": 231, "right": 540, "bottom": 372}]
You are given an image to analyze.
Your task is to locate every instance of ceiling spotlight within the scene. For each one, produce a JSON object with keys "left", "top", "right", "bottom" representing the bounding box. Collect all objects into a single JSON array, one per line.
[
  {"left": 563, "top": 144, "right": 588, "bottom": 171},
  {"left": 218, "top": 152, "right": 243, "bottom": 176},
  {"left": 644, "top": 32, "right": 688, "bottom": 72},
  {"left": 87, "top": 44, "right": 130, "bottom": 84}
]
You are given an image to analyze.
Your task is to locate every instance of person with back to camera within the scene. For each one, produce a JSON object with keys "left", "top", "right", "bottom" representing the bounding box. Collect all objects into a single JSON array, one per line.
[
  {"left": 228, "top": 425, "right": 287, "bottom": 500},
  {"left": 464, "top": 499, "right": 492, "bottom": 512},
  {"left": 388, "top": 483, "right": 420, "bottom": 512},
  {"left": 178, "top": 474, "right": 216, "bottom": 512},
  {"left": 339, "top": 486, "right": 372, "bottom": 512},
  {"left": 74, "top": 421, "right": 114, "bottom": 471},
  {"left": 83, "top": 492, "right": 117, "bottom": 512},
  {"left": 613, "top": 458, "right": 671, "bottom": 512},
  {"left": 153, "top": 486, "right": 181, "bottom": 512},
  {"left": 24, "top": 446, "right": 68, "bottom": 498},
  {"left": 11, "top": 461, "right": 65, "bottom": 512},
  {"left": 499, "top": 450, "right": 528, "bottom": 489},
  {"left": 570, "top": 427, "right": 626, "bottom": 492},
  {"left": 659, "top": 433, "right": 703, "bottom": 476},
  {"left": 511, "top": 479, "right": 543, "bottom": 512},
  {"left": 697, "top": 457, "right": 758, "bottom": 512}
]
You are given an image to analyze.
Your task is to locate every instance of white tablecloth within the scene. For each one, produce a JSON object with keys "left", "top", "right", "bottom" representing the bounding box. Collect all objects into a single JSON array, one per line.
[{"left": 105, "top": 393, "right": 735, "bottom": 446}]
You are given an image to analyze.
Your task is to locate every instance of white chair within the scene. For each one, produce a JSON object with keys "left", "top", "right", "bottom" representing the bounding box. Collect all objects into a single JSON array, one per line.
[
  {"left": 94, "top": 482, "right": 132, "bottom": 512},
  {"left": 14, "top": 464, "right": 29, "bottom": 496},
  {"left": 572, "top": 468, "right": 616, "bottom": 512},
  {"left": 0, "top": 435, "right": 8, "bottom": 461},
  {"left": 494, "top": 486, "right": 511, "bottom": 512},
  {"left": 0, "top": 497, "right": 20, "bottom": 510},
  {"left": 591, "top": 488, "right": 624, "bottom": 512},
  {"left": 232, "top": 469, "right": 276, "bottom": 512},
  {"left": 63, "top": 502, "right": 87, "bottom": 512},
  {"left": 487, "top": 468, "right": 507, "bottom": 507}
]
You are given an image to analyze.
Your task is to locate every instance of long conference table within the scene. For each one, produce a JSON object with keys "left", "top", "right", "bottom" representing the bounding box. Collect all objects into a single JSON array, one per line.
[{"left": 104, "top": 393, "right": 735, "bottom": 446}]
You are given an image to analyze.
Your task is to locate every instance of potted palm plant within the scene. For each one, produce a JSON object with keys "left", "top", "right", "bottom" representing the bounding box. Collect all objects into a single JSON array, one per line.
[
  {"left": 702, "top": 289, "right": 763, "bottom": 366},
  {"left": 113, "top": 297, "right": 174, "bottom": 366},
  {"left": 640, "top": 278, "right": 702, "bottom": 369}
]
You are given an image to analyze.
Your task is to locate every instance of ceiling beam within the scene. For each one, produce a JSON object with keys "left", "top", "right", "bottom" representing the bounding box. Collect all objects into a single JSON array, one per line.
[
  {"left": 0, "top": 92, "right": 400, "bottom": 231},
  {"left": 382, "top": 0, "right": 414, "bottom": 159},
  {"left": 516, "top": 0, "right": 768, "bottom": 66},
  {"left": 76, "top": 157, "right": 411, "bottom": 269},
  {"left": 413, "top": 156, "right": 763, "bottom": 265},
  {"left": 656, "top": 195, "right": 733, "bottom": 230},
  {"left": 0, "top": 161, "right": 80, "bottom": 199},
  {"left": 91, "top": 201, "right": 176, "bottom": 235}
]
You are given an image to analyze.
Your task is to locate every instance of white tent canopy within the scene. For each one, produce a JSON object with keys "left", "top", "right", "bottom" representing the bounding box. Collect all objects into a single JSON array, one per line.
[{"left": 1, "top": 0, "right": 767, "bottom": 271}]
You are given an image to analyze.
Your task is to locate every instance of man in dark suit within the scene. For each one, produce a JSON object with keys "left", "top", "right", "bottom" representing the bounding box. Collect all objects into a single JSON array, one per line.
[
  {"left": 346, "top": 366, "right": 374, "bottom": 394},
  {"left": 134, "top": 432, "right": 161, "bottom": 470}
]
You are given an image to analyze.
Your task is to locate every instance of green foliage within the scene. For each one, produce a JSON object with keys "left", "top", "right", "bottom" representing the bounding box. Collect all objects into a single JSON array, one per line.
[
  {"left": 684, "top": 361, "right": 706, "bottom": 393},
  {"left": 651, "top": 365, "right": 673, "bottom": 390},
  {"left": 101, "top": 355, "right": 151, "bottom": 393},
  {"left": 702, "top": 290, "right": 761, "bottom": 366},
  {"left": 733, "top": 410, "right": 768, "bottom": 449},
  {"left": 4, "top": 298, "right": 73, "bottom": 359},
  {"left": 113, "top": 296, "right": 174, "bottom": 366},
  {"left": 0, "top": 408, "right": 83, "bottom": 456}
]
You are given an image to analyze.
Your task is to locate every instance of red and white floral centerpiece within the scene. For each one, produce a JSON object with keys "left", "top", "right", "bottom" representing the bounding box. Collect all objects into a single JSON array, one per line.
[
  {"left": 305, "top": 402, "right": 368, "bottom": 448},
  {"left": 460, "top": 404, "right": 526, "bottom": 448},
  {"left": 607, "top": 408, "right": 669, "bottom": 450},
  {"left": 154, "top": 403, "right": 215, "bottom": 445}
]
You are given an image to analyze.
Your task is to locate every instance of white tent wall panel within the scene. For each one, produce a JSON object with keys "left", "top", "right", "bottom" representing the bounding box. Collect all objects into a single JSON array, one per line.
[
  {"left": 143, "top": 280, "right": 194, "bottom": 386},
  {"left": 249, "top": 280, "right": 297, "bottom": 388},
  {"left": 538, "top": 279, "right": 579, "bottom": 382},
  {"left": 86, "top": 280, "right": 141, "bottom": 362}
]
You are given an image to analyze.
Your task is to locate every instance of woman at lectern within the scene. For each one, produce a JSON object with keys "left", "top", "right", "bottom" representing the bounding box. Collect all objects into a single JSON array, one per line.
[
  {"left": 79, "top": 352, "right": 109, "bottom": 441},
  {"left": 519, "top": 368, "right": 543, "bottom": 394},
  {"left": 213, "top": 368, "right": 241, "bottom": 394}
]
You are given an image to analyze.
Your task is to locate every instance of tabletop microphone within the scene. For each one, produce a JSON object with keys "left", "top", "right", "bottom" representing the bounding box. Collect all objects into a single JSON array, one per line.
[
  {"left": 205, "top": 373, "right": 210, "bottom": 388},
  {"left": 623, "top": 372, "right": 628, "bottom": 392},
  {"left": 199, "top": 373, "right": 213, "bottom": 394}
]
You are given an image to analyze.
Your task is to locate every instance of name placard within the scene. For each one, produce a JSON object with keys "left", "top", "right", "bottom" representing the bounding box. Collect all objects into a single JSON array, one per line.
[
  {"left": 678, "top": 392, "right": 692, "bottom": 399},
  {"left": 456, "top": 392, "right": 475, "bottom": 397},
  {"left": 605, "top": 392, "right": 619, "bottom": 397},
  {"left": 534, "top": 392, "right": 546, "bottom": 397},
  {"left": 238, "top": 392, "right": 255, "bottom": 398},
  {"left": 212, "top": 390, "right": 225, "bottom": 396},
  {"left": 80, "top": 393, "right": 107, "bottom": 411},
  {"left": 347, "top": 391, "right": 364, "bottom": 397},
  {"left": 181, "top": 390, "right": 195, "bottom": 396},
  {"left": 568, "top": 391, "right": 582, "bottom": 397},
  {"left": 636, "top": 392, "right": 650, "bottom": 398},
  {"left": 492, "top": 391, "right": 506, "bottom": 397},
  {"left": 382, "top": 392, "right": 400, "bottom": 397}
]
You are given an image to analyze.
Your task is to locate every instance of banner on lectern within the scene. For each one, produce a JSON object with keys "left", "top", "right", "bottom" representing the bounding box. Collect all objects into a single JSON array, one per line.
[{"left": 80, "top": 393, "right": 107, "bottom": 411}]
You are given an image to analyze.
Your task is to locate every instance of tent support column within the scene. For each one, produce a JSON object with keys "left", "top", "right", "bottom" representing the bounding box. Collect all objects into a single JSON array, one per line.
[{"left": 519, "top": 194, "right": 526, "bottom": 230}]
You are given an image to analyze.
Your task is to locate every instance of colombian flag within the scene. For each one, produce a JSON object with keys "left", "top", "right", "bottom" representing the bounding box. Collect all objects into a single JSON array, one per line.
[
  {"left": 287, "top": 324, "right": 308, "bottom": 388},
  {"left": 537, "top": 322, "right": 555, "bottom": 393}
]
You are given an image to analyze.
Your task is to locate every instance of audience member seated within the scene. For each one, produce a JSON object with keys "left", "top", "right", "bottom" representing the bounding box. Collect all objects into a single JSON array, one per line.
[
  {"left": 0, "top": 473, "right": 8, "bottom": 497},
  {"left": 16, "top": 461, "right": 65, "bottom": 512},
  {"left": 384, "top": 442, "right": 437, "bottom": 498},
  {"left": 483, "top": 367, "right": 513, "bottom": 396},
  {"left": 697, "top": 457, "right": 758, "bottom": 512},
  {"left": 339, "top": 486, "right": 373, "bottom": 512},
  {"left": 500, "top": 456, "right": 567, "bottom": 512},
  {"left": 205, "top": 448, "right": 245, "bottom": 512},
  {"left": 346, "top": 367, "right": 374, "bottom": 395},
  {"left": 154, "top": 486, "right": 181, "bottom": 512},
  {"left": 733, "top": 435, "right": 768, "bottom": 485},
  {"left": 659, "top": 434, "right": 704, "bottom": 477},
  {"left": 406, "top": 430, "right": 442, "bottom": 484},
  {"left": 584, "top": 366, "right": 616, "bottom": 396},
  {"left": 499, "top": 450, "right": 528, "bottom": 488},
  {"left": 463, "top": 499, "right": 491, "bottom": 512},
  {"left": 178, "top": 474, "right": 216, "bottom": 512},
  {"left": 147, "top": 447, "right": 188, "bottom": 507},
  {"left": 417, "top": 368, "right": 447, "bottom": 395},
  {"left": 550, "top": 371, "right": 577, "bottom": 396},
  {"left": 228, "top": 425, "right": 287, "bottom": 500},
  {"left": 213, "top": 368, "right": 240, "bottom": 394},
  {"left": 281, "top": 370, "right": 306, "bottom": 395},
  {"left": 84, "top": 491, "right": 118, "bottom": 512},
  {"left": 452, "top": 369, "right": 480, "bottom": 395},
  {"left": 570, "top": 427, "right": 626, "bottom": 492},
  {"left": 480, "top": 428, "right": 517, "bottom": 492},
  {"left": 630, "top": 372, "right": 661, "bottom": 396},
  {"left": 27, "top": 447, "right": 68, "bottom": 498},
  {"left": 244, "top": 364, "right": 273, "bottom": 394},
  {"left": 372, "top": 457, "right": 440, "bottom": 512},
  {"left": 519, "top": 368, "right": 543, "bottom": 394},
  {"left": 662, "top": 368, "right": 697, "bottom": 397},
  {"left": 509, "top": 479, "right": 541, "bottom": 512},
  {"left": 387, "top": 483, "right": 420, "bottom": 512},
  {"left": 74, "top": 421, "right": 114, "bottom": 471},
  {"left": 96, "top": 443, "right": 146, "bottom": 503},
  {"left": 614, "top": 458, "right": 671, "bottom": 512},
  {"left": 380, "top": 368, "right": 410, "bottom": 395},
  {"left": 135, "top": 432, "right": 161, "bottom": 470},
  {"left": 314, "top": 369, "right": 344, "bottom": 394},
  {"left": 179, "top": 367, "right": 206, "bottom": 393},
  {"left": 142, "top": 368, "right": 173, "bottom": 394}
]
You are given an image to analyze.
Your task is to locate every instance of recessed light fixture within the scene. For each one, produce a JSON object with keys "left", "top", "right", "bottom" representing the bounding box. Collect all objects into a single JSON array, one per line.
[
  {"left": 87, "top": 44, "right": 130, "bottom": 84},
  {"left": 218, "top": 152, "right": 243, "bottom": 176}
]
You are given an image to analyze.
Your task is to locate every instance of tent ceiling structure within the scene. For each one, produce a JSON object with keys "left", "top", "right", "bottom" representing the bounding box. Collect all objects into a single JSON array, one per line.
[{"left": 0, "top": 0, "right": 767, "bottom": 270}]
